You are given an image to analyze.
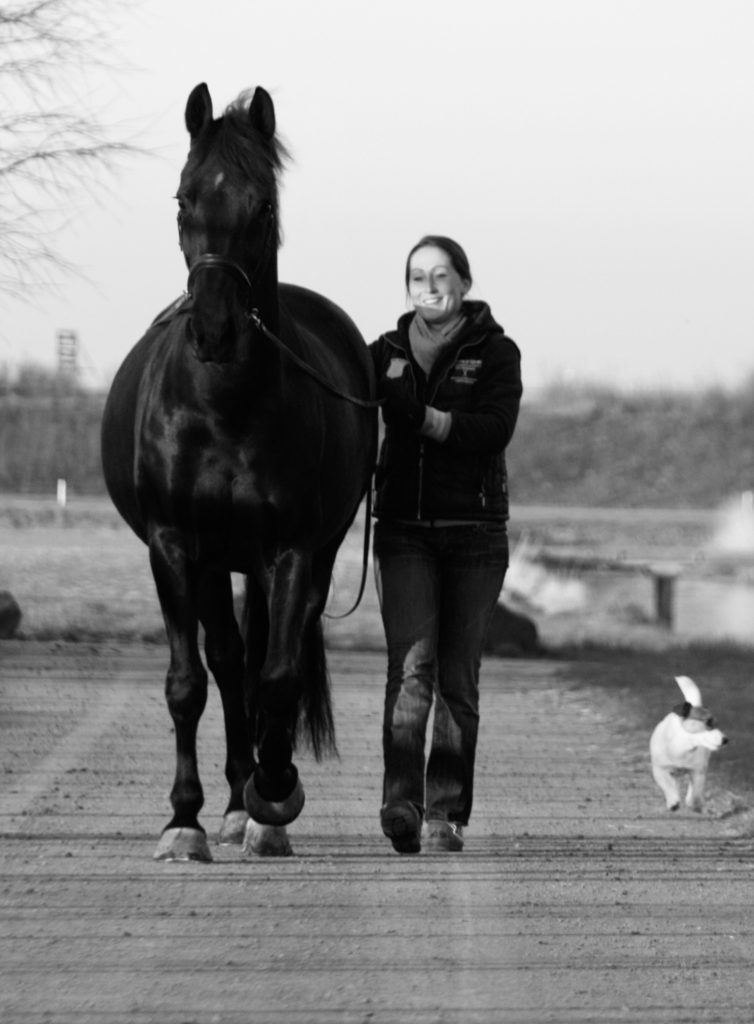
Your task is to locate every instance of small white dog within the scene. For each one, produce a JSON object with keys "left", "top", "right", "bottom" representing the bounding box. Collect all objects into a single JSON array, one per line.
[{"left": 649, "top": 675, "right": 728, "bottom": 812}]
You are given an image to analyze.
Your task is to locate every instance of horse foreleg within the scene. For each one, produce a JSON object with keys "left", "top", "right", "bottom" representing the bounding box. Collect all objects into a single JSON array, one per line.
[
  {"left": 237, "top": 578, "right": 294, "bottom": 856},
  {"left": 242, "top": 820, "right": 293, "bottom": 857},
  {"left": 149, "top": 527, "right": 212, "bottom": 862},
  {"left": 243, "top": 548, "right": 311, "bottom": 828},
  {"left": 198, "top": 570, "right": 253, "bottom": 845}
]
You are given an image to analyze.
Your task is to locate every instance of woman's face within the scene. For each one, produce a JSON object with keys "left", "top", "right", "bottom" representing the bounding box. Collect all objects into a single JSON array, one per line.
[{"left": 407, "top": 245, "right": 469, "bottom": 325}]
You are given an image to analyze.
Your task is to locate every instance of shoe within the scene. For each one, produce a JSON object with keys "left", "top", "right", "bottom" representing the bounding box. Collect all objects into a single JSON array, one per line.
[
  {"left": 380, "top": 800, "right": 421, "bottom": 854},
  {"left": 424, "top": 819, "right": 464, "bottom": 852}
]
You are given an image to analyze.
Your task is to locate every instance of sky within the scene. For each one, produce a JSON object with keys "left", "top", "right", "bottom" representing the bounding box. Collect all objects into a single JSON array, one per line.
[{"left": 2, "top": 0, "right": 753, "bottom": 394}]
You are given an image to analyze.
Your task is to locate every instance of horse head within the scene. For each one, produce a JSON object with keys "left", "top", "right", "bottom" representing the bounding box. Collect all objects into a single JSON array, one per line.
[{"left": 177, "top": 83, "right": 286, "bottom": 363}]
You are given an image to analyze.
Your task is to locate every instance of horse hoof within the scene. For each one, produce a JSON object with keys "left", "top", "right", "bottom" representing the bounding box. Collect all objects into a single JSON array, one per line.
[
  {"left": 218, "top": 810, "right": 249, "bottom": 845},
  {"left": 243, "top": 773, "right": 305, "bottom": 826},
  {"left": 154, "top": 827, "right": 213, "bottom": 863},
  {"left": 242, "top": 820, "right": 293, "bottom": 857}
]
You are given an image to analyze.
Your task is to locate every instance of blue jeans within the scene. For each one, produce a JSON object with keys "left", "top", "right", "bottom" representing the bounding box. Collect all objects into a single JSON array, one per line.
[{"left": 373, "top": 520, "right": 509, "bottom": 826}]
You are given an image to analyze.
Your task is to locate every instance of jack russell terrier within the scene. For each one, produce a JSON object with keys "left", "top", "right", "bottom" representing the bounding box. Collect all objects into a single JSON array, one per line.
[{"left": 649, "top": 675, "right": 728, "bottom": 812}]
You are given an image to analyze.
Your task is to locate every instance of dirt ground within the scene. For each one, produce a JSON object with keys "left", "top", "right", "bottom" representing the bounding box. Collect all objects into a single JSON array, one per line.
[{"left": 1, "top": 640, "right": 753, "bottom": 1023}]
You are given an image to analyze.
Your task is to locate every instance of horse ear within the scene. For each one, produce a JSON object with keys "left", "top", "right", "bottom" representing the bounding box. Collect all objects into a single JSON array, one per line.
[
  {"left": 185, "top": 83, "right": 213, "bottom": 141},
  {"left": 248, "top": 86, "right": 275, "bottom": 140}
]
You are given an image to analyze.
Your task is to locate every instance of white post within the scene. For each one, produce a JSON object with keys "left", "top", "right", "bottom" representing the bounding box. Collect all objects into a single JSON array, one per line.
[{"left": 56, "top": 478, "right": 67, "bottom": 525}]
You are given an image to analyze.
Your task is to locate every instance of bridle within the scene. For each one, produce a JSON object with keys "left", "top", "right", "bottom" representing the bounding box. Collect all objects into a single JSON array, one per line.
[
  {"left": 180, "top": 199, "right": 381, "bottom": 412},
  {"left": 178, "top": 195, "right": 380, "bottom": 618}
]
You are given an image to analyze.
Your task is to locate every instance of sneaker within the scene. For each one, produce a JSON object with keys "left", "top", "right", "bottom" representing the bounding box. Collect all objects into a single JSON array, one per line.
[
  {"left": 380, "top": 800, "right": 421, "bottom": 854},
  {"left": 424, "top": 819, "right": 464, "bottom": 852}
]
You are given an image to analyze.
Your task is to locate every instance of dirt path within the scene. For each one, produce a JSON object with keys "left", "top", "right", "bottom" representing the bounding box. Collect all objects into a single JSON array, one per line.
[{"left": 1, "top": 641, "right": 753, "bottom": 1023}]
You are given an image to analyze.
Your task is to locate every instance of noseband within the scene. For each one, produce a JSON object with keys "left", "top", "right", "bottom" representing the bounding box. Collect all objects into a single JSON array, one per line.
[
  {"left": 183, "top": 201, "right": 275, "bottom": 311},
  {"left": 186, "top": 254, "right": 254, "bottom": 300}
]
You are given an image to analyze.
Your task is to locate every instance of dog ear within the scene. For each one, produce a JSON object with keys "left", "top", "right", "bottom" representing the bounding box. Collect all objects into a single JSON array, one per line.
[{"left": 673, "top": 701, "right": 692, "bottom": 718}]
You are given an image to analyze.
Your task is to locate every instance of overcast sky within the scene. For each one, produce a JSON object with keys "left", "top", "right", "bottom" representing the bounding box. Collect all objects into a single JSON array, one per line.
[{"left": 3, "top": 0, "right": 753, "bottom": 393}]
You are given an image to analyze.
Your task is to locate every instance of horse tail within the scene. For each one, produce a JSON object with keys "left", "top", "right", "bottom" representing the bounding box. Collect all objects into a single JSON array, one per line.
[
  {"left": 299, "top": 618, "right": 337, "bottom": 760},
  {"left": 242, "top": 581, "right": 336, "bottom": 760}
]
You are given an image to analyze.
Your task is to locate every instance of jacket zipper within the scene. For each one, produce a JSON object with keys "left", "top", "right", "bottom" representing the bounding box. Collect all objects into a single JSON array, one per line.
[
  {"left": 385, "top": 334, "right": 483, "bottom": 521},
  {"left": 417, "top": 441, "right": 424, "bottom": 519},
  {"left": 422, "top": 340, "right": 481, "bottom": 518}
]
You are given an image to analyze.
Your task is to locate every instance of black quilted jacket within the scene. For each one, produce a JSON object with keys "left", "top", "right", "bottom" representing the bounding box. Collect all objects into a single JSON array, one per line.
[{"left": 369, "top": 301, "right": 522, "bottom": 523}]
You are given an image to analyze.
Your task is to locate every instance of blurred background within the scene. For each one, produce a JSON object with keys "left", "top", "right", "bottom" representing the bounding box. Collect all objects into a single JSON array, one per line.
[{"left": 1, "top": 0, "right": 753, "bottom": 651}]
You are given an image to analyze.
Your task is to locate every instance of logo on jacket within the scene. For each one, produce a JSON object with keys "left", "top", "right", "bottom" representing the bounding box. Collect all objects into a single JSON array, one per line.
[{"left": 450, "top": 358, "right": 482, "bottom": 385}]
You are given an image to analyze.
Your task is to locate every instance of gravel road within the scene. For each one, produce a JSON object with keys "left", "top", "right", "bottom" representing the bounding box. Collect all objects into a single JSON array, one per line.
[{"left": 1, "top": 641, "right": 752, "bottom": 1023}]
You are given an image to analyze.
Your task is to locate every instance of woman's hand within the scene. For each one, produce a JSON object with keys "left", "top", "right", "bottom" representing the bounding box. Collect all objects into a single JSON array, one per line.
[{"left": 379, "top": 359, "right": 425, "bottom": 430}]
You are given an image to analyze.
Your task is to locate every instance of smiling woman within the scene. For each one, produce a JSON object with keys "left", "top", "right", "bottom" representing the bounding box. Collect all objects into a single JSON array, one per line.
[
  {"left": 368, "top": 234, "right": 523, "bottom": 854},
  {"left": 406, "top": 238, "right": 471, "bottom": 327}
]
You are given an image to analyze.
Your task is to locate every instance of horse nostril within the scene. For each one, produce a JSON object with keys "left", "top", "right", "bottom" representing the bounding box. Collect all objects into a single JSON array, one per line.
[{"left": 722, "top": 736, "right": 729, "bottom": 745}]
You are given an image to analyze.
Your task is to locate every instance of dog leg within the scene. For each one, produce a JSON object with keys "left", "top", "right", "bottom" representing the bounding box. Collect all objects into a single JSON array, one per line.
[
  {"left": 652, "top": 762, "right": 681, "bottom": 811},
  {"left": 686, "top": 766, "right": 707, "bottom": 812}
]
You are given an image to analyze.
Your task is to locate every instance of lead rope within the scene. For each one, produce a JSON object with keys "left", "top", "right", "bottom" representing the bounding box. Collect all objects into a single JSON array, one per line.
[
  {"left": 248, "top": 310, "right": 383, "bottom": 410},
  {"left": 248, "top": 309, "right": 379, "bottom": 619},
  {"left": 324, "top": 476, "right": 374, "bottom": 621},
  {"left": 184, "top": 251, "right": 381, "bottom": 619},
  {"left": 248, "top": 309, "right": 379, "bottom": 614}
]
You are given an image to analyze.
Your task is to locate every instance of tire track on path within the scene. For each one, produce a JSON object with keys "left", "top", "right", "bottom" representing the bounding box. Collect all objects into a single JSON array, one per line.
[{"left": 0, "top": 648, "right": 135, "bottom": 828}]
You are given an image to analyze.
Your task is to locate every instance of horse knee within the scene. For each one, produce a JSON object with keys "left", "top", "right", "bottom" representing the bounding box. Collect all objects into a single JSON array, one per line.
[{"left": 165, "top": 665, "right": 208, "bottom": 722}]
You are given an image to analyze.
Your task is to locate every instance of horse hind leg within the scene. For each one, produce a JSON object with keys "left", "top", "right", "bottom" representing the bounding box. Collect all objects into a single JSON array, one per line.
[
  {"left": 237, "top": 573, "right": 296, "bottom": 855},
  {"left": 243, "top": 548, "right": 336, "bottom": 845},
  {"left": 242, "top": 549, "right": 324, "bottom": 833},
  {"left": 242, "top": 820, "right": 293, "bottom": 857}
]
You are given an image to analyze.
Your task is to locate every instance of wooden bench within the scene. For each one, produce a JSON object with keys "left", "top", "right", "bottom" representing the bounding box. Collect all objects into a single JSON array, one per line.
[{"left": 534, "top": 550, "right": 684, "bottom": 629}]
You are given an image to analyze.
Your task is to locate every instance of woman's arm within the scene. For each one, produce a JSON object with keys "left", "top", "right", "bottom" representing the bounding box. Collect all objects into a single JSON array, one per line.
[{"left": 444, "top": 338, "right": 522, "bottom": 453}]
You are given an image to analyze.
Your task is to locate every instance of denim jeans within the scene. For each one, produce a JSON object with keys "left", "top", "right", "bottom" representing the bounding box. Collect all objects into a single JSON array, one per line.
[{"left": 373, "top": 519, "right": 509, "bottom": 826}]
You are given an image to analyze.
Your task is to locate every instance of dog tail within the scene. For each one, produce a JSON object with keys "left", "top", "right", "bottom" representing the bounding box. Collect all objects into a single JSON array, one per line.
[{"left": 675, "top": 675, "right": 702, "bottom": 707}]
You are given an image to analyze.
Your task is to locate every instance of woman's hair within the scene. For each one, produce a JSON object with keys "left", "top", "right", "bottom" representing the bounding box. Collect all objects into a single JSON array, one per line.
[{"left": 404, "top": 235, "right": 473, "bottom": 289}]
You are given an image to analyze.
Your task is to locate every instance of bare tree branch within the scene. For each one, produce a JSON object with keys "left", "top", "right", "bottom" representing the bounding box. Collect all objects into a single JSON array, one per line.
[{"left": 0, "top": 0, "right": 141, "bottom": 298}]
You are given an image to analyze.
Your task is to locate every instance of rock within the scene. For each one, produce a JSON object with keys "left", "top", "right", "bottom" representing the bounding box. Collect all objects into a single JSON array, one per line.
[
  {"left": 484, "top": 600, "right": 539, "bottom": 656},
  {"left": 0, "top": 590, "right": 22, "bottom": 638}
]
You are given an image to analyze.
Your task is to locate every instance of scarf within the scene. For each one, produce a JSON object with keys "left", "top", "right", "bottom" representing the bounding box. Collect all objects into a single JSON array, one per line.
[{"left": 408, "top": 311, "right": 465, "bottom": 375}]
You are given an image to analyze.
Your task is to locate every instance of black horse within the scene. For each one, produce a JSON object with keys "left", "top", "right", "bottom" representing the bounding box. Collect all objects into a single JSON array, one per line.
[{"left": 101, "top": 83, "right": 376, "bottom": 859}]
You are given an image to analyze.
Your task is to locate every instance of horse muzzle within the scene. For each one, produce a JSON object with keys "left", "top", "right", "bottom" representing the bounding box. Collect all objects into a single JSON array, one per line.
[
  {"left": 186, "top": 256, "right": 254, "bottom": 363},
  {"left": 187, "top": 313, "right": 242, "bottom": 365}
]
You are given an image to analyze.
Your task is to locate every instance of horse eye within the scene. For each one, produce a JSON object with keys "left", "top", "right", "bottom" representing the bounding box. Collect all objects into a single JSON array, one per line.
[{"left": 706, "top": 717, "right": 715, "bottom": 728}]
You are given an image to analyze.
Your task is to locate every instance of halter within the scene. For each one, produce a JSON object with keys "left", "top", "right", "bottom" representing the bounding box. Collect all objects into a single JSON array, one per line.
[
  {"left": 183, "top": 200, "right": 276, "bottom": 307},
  {"left": 181, "top": 199, "right": 382, "bottom": 411}
]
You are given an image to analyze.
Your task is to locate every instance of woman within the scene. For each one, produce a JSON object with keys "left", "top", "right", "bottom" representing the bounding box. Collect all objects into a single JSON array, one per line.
[{"left": 370, "top": 235, "right": 522, "bottom": 854}]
